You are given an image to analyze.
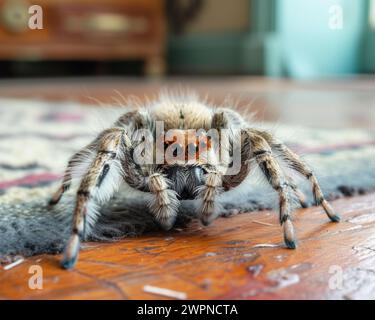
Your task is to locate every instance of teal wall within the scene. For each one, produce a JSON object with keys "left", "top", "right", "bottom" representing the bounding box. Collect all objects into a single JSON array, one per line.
[
  {"left": 277, "top": 0, "right": 367, "bottom": 78},
  {"left": 167, "top": 0, "right": 277, "bottom": 75},
  {"left": 363, "top": 0, "right": 375, "bottom": 72},
  {"left": 168, "top": 0, "right": 372, "bottom": 78},
  {"left": 364, "top": 32, "right": 375, "bottom": 72}
]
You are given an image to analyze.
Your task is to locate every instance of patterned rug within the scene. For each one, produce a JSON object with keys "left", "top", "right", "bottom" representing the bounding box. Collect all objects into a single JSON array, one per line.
[{"left": 1, "top": 97, "right": 375, "bottom": 260}]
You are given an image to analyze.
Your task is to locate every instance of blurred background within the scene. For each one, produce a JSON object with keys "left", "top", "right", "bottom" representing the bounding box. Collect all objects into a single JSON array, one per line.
[{"left": 0, "top": 0, "right": 374, "bottom": 128}]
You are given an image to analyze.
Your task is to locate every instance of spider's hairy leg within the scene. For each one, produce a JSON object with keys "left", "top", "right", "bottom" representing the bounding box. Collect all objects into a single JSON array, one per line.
[
  {"left": 273, "top": 142, "right": 340, "bottom": 222},
  {"left": 197, "top": 168, "right": 223, "bottom": 226},
  {"left": 252, "top": 130, "right": 308, "bottom": 209},
  {"left": 286, "top": 177, "right": 308, "bottom": 208},
  {"left": 61, "top": 128, "right": 127, "bottom": 269},
  {"left": 244, "top": 130, "right": 297, "bottom": 249},
  {"left": 148, "top": 172, "right": 179, "bottom": 230},
  {"left": 48, "top": 142, "right": 95, "bottom": 206}
]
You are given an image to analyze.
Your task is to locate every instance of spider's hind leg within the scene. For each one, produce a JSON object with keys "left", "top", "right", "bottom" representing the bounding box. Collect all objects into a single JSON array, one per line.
[
  {"left": 243, "top": 130, "right": 297, "bottom": 249},
  {"left": 49, "top": 142, "right": 96, "bottom": 206},
  {"left": 286, "top": 177, "right": 308, "bottom": 209},
  {"left": 273, "top": 142, "right": 340, "bottom": 222}
]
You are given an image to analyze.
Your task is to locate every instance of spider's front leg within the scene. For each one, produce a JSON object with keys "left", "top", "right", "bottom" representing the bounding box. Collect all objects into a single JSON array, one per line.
[
  {"left": 196, "top": 167, "right": 223, "bottom": 226},
  {"left": 122, "top": 157, "right": 180, "bottom": 230},
  {"left": 61, "top": 128, "right": 128, "bottom": 269},
  {"left": 243, "top": 130, "right": 297, "bottom": 249},
  {"left": 147, "top": 172, "right": 179, "bottom": 230}
]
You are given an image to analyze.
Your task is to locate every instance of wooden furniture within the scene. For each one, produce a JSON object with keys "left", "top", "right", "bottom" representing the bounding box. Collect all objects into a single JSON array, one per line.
[{"left": 0, "top": 0, "right": 166, "bottom": 75}]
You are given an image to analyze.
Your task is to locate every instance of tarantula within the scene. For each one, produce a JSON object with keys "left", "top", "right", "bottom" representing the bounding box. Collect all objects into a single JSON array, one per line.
[{"left": 49, "top": 93, "right": 340, "bottom": 269}]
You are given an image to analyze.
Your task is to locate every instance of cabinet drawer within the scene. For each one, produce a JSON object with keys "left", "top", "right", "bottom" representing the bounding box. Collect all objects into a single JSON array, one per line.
[{"left": 55, "top": 4, "right": 155, "bottom": 43}]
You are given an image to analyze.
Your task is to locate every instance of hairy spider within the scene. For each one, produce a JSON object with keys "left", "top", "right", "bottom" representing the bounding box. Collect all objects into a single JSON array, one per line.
[{"left": 49, "top": 93, "right": 340, "bottom": 269}]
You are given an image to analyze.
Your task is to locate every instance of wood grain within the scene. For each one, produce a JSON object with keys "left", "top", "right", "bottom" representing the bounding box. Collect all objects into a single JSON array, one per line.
[{"left": 1, "top": 194, "right": 375, "bottom": 300}]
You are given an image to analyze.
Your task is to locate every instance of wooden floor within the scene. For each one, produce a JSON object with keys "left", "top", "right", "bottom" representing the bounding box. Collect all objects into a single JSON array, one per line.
[
  {"left": 1, "top": 194, "right": 375, "bottom": 299},
  {"left": 0, "top": 77, "right": 375, "bottom": 300}
]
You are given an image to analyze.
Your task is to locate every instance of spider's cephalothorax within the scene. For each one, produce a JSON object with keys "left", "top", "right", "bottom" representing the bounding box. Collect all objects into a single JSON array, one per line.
[{"left": 49, "top": 93, "right": 340, "bottom": 269}]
